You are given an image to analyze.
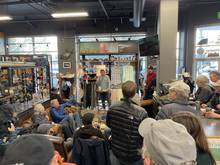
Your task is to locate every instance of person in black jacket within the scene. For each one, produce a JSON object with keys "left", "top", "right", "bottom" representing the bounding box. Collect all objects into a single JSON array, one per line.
[
  {"left": 73, "top": 112, "right": 104, "bottom": 141},
  {"left": 107, "top": 81, "right": 148, "bottom": 165}
]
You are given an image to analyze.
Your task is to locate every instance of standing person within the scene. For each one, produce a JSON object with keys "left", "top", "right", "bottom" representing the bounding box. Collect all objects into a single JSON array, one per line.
[
  {"left": 96, "top": 69, "right": 111, "bottom": 109},
  {"left": 144, "top": 65, "right": 156, "bottom": 98},
  {"left": 107, "top": 81, "right": 148, "bottom": 165},
  {"left": 143, "top": 66, "right": 156, "bottom": 118}
]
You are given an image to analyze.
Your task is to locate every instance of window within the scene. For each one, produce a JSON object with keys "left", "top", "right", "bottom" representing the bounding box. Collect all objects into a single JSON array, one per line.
[
  {"left": 176, "top": 32, "right": 184, "bottom": 79},
  {"left": 7, "top": 36, "right": 58, "bottom": 87}
]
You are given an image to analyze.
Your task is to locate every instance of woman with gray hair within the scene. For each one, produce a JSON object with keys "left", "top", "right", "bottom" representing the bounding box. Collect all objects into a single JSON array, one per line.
[
  {"left": 195, "top": 75, "right": 213, "bottom": 104},
  {"left": 156, "top": 81, "right": 198, "bottom": 120}
]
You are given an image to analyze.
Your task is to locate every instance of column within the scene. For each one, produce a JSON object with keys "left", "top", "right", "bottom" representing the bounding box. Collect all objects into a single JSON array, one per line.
[{"left": 158, "top": 0, "right": 179, "bottom": 82}]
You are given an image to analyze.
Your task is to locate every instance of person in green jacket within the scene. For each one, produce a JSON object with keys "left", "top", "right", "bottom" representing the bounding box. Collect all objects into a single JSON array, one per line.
[{"left": 172, "top": 112, "right": 216, "bottom": 165}]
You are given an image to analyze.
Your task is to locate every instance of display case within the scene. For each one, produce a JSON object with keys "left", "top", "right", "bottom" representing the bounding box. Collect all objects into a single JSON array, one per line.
[{"left": 0, "top": 55, "right": 51, "bottom": 113}]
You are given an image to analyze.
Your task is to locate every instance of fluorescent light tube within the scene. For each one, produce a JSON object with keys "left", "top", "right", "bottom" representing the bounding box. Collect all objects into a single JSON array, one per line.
[
  {"left": 0, "top": 16, "right": 12, "bottom": 21},
  {"left": 51, "top": 12, "right": 89, "bottom": 18}
]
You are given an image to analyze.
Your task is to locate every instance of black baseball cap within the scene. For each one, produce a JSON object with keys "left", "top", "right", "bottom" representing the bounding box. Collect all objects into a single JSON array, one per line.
[{"left": 1, "top": 134, "right": 54, "bottom": 165}]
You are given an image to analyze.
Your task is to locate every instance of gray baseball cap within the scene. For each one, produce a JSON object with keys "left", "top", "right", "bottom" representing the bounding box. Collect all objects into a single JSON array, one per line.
[{"left": 138, "top": 118, "right": 197, "bottom": 165}]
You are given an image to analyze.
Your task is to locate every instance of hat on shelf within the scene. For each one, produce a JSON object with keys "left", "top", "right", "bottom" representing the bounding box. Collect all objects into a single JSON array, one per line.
[{"left": 138, "top": 118, "right": 196, "bottom": 165}]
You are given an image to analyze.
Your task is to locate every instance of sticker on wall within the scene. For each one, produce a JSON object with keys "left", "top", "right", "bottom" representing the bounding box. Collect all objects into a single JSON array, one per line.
[{"left": 63, "top": 62, "right": 71, "bottom": 69}]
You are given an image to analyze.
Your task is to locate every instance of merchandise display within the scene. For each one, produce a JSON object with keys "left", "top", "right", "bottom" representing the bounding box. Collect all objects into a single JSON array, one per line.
[
  {"left": 0, "top": 55, "right": 51, "bottom": 113},
  {"left": 80, "top": 53, "right": 139, "bottom": 108}
]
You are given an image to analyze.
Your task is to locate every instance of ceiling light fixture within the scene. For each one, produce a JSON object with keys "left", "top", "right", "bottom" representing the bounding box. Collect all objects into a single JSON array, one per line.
[
  {"left": 51, "top": 12, "right": 89, "bottom": 18},
  {"left": 0, "top": 16, "right": 12, "bottom": 21}
]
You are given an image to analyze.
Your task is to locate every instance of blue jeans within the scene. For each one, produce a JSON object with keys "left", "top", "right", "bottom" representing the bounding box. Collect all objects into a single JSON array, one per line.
[{"left": 110, "top": 150, "right": 144, "bottom": 165}]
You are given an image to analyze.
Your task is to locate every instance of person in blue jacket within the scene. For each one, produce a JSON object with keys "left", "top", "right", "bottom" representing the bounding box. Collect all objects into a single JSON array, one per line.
[{"left": 50, "top": 99, "right": 70, "bottom": 123}]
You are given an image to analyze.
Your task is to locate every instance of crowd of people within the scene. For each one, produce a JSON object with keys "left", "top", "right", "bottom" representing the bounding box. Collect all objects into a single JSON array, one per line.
[{"left": 1, "top": 68, "right": 220, "bottom": 165}]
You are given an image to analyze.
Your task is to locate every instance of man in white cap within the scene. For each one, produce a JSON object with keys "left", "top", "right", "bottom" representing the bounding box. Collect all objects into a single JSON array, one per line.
[
  {"left": 156, "top": 81, "right": 198, "bottom": 119},
  {"left": 138, "top": 118, "right": 197, "bottom": 165}
]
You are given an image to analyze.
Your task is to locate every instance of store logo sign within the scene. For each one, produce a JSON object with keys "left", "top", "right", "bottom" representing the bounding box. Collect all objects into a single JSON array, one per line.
[{"left": 217, "top": 12, "right": 220, "bottom": 19}]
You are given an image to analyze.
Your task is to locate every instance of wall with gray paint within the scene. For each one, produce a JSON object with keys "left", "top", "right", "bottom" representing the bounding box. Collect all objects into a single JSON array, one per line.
[{"left": 57, "top": 34, "right": 76, "bottom": 74}]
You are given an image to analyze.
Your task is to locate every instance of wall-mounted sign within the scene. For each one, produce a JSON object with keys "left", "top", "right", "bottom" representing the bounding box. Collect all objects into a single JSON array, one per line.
[
  {"left": 80, "top": 42, "right": 138, "bottom": 54},
  {"left": 217, "top": 11, "right": 220, "bottom": 19},
  {"left": 63, "top": 62, "right": 71, "bottom": 69}
]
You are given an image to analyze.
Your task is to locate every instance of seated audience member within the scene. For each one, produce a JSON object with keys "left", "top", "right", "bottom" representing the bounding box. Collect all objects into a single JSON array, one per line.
[
  {"left": 37, "top": 123, "right": 62, "bottom": 136},
  {"left": 107, "top": 81, "right": 148, "bottom": 165},
  {"left": 74, "top": 112, "right": 104, "bottom": 141},
  {"left": 156, "top": 81, "right": 197, "bottom": 119},
  {"left": 172, "top": 112, "right": 216, "bottom": 165},
  {"left": 182, "top": 72, "right": 195, "bottom": 94},
  {"left": 210, "top": 71, "right": 220, "bottom": 83},
  {"left": 1, "top": 134, "right": 76, "bottom": 165},
  {"left": 32, "top": 103, "right": 50, "bottom": 127},
  {"left": 204, "top": 110, "right": 220, "bottom": 119},
  {"left": 204, "top": 80, "right": 220, "bottom": 111},
  {"left": 50, "top": 99, "right": 69, "bottom": 123},
  {"left": 195, "top": 75, "right": 213, "bottom": 104},
  {"left": 51, "top": 87, "right": 64, "bottom": 104},
  {"left": 50, "top": 99, "right": 81, "bottom": 139},
  {"left": 0, "top": 104, "right": 18, "bottom": 159},
  {"left": 138, "top": 118, "right": 197, "bottom": 165}
]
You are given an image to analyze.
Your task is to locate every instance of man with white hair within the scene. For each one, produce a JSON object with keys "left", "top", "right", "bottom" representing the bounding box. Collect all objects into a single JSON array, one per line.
[
  {"left": 156, "top": 81, "right": 198, "bottom": 119},
  {"left": 195, "top": 75, "right": 213, "bottom": 104}
]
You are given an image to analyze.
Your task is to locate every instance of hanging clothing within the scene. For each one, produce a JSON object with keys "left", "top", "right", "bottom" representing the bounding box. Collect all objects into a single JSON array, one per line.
[
  {"left": 111, "top": 65, "right": 122, "bottom": 86},
  {"left": 122, "top": 65, "right": 135, "bottom": 82}
]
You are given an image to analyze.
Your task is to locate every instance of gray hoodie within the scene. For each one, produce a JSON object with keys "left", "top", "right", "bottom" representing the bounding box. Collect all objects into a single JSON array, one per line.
[{"left": 156, "top": 100, "right": 198, "bottom": 120}]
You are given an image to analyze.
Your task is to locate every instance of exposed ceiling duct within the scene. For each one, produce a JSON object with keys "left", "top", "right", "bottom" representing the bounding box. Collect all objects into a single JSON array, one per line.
[{"left": 133, "top": 0, "right": 146, "bottom": 28}]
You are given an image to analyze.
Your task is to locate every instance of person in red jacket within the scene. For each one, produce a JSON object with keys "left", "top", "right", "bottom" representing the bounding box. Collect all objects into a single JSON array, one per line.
[{"left": 145, "top": 65, "right": 156, "bottom": 93}]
